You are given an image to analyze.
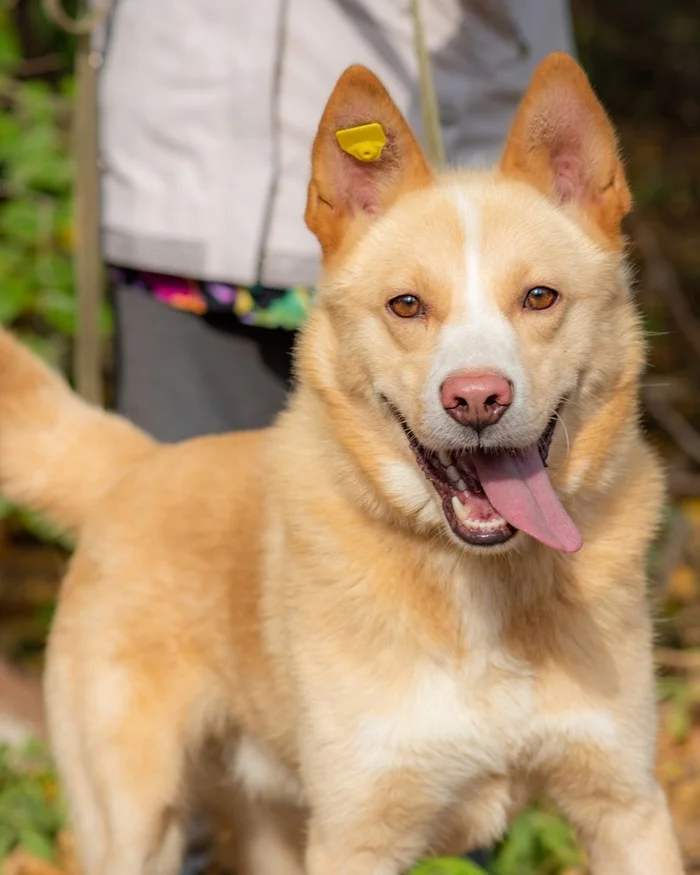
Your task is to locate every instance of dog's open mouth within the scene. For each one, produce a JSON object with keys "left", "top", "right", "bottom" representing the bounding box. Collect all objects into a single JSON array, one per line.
[{"left": 390, "top": 408, "right": 582, "bottom": 553}]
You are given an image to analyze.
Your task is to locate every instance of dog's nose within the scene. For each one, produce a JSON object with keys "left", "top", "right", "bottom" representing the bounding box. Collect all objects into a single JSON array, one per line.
[{"left": 440, "top": 372, "right": 513, "bottom": 430}]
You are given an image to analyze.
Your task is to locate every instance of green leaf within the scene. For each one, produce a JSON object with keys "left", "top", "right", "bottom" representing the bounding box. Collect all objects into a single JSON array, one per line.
[
  {"left": 36, "top": 287, "right": 77, "bottom": 336},
  {"left": 34, "top": 251, "right": 74, "bottom": 295},
  {"left": 0, "top": 116, "right": 24, "bottom": 160},
  {"left": 533, "top": 813, "right": 580, "bottom": 869},
  {"left": 492, "top": 808, "right": 581, "bottom": 875},
  {"left": 0, "top": 742, "right": 64, "bottom": 865},
  {"left": 16, "top": 507, "right": 73, "bottom": 550},
  {"left": 0, "top": 243, "right": 24, "bottom": 276},
  {"left": 410, "top": 859, "right": 487, "bottom": 875},
  {"left": 668, "top": 696, "right": 691, "bottom": 743},
  {"left": 101, "top": 298, "right": 114, "bottom": 336},
  {"left": 18, "top": 829, "right": 55, "bottom": 862},
  {"left": 34, "top": 601, "right": 57, "bottom": 627},
  {"left": 58, "top": 76, "right": 76, "bottom": 99},
  {"left": 53, "top": 201, "right": 74, "bottom": 252},
  {"left": 493, "top": 815, "right": 537, "bottom": 875},
  {"left": 0, "top": 827, "right": 14, "bottom": 862},
  {"left": 13, "top": 331, "right": 68, "bottom": 371},
  {"left": 4, "top": 124, "right": 72, "bottom": 195},
  {"left": 0, "top": 201, "right": 39, "bottom": 246},
  {"left": 657, "top": 676, "right": 684, "bottom": 701},
  {"left": 0, "top": 18, "right": 21, "bottom": 72},
  {"left": 0, "top": 275, "right": 35, "bottom": 324},
  {"left": 16, "top": 81, "right": 58, "bottom": 127}
]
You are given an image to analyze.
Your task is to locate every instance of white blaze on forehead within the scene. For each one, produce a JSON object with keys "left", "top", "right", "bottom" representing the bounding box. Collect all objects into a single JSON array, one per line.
[{"left": 430, "top": 187, "right": 523, "bottom": 382}]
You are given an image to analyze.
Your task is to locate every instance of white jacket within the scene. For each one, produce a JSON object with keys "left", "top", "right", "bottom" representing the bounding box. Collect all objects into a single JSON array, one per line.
[{"left": 96, "top": 0, "right": 574, "bottom": 288}]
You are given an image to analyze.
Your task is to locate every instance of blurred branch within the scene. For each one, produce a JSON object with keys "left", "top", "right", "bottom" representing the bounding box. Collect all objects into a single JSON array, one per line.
[
  {"left": 656, "top": 647, "right": 700, "bottom": 672},
  {"left": 633, "top": 218, "right": 700, "bottom": 362},
  {"left": 15, "top": 54, "right": 63, "bottom": 77},
  {"left": 644, "top": 384, "right": 700, "bottom": 468},
  {"left": 654, "top": 507, "right": 690, "bottom": 595},
  {"left": 42, "top": 0, "right": 111, "bottom": 36},
  {"left": 667, "top": 469, "right": 700, "bottom": 498}
]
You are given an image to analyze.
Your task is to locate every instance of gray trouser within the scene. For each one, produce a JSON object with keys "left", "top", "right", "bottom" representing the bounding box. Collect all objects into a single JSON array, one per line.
[{"left": 113, "top": 285, "right": 295, "bottom": 441}]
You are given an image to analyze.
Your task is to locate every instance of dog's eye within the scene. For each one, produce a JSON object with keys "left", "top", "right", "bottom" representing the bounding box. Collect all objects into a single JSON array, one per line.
[
  {"left": 524, "top": 287, "right": 559, "bottom": 311},
  {"left": 388, "top": 294, "right": 423, "bottom": 318}
]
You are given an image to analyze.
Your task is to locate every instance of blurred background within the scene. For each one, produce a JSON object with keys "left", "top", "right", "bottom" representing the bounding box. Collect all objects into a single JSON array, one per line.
[{"left": 0, "top": 1, "right": 698, "bottom": 873}]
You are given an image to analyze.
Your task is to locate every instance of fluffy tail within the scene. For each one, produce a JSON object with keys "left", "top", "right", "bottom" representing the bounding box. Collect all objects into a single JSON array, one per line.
[{"left": 0, "top": 329, "right": 156, "bottom": 534}]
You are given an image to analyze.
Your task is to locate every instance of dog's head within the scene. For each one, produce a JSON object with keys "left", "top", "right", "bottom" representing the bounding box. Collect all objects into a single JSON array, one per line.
[{"left": 300, "top": 53, "right": 644, "bottom": 556}]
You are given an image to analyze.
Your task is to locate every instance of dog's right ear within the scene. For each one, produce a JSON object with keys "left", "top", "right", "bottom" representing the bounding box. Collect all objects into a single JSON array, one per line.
[{"left": 305, "top": 66, "right": 433, "bottom": 260}]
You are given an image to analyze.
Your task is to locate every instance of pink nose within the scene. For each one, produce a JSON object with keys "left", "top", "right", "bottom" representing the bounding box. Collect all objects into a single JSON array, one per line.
[{"left": 440, "top": 372, "right": 513, "bottom": 430}]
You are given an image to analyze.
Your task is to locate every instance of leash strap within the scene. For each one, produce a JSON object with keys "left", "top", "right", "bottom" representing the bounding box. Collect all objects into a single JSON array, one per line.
[
  {"left": 42, "top": 0, "right": 111, "bottom": 405},
  {"left": 410, "top": 0, "right": 446, "bottom": 172}
]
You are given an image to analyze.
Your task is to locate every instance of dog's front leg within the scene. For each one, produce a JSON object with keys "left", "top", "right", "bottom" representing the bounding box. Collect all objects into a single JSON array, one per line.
[
  {"left": 306, "top": 840, "right": 406, "bottom": 875},
  {"left": 305, "top": 818, "right": 429, "bottom": 875},
  {"left": 302, "top": 768, "right": 444, "bottom": 875},
  {"left": 565, "top": 782, "right": 684, "bottom": 875}
]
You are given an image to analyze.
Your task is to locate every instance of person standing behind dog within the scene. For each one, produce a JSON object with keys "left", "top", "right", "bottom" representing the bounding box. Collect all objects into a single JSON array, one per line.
[{"left": 95, "top": 0, "right": 575, "bottom": 443}]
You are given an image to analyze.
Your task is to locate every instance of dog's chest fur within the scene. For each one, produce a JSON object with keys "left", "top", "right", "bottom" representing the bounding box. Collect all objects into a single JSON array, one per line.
[
  {"left": 237, "top": 562, "right": 620, "bottom": 845},
  {"left": 353, "top": 624, "right": 616, "bottom": 779},
  {"left": 344, "top": 608, "right": 620, "bottom": 848}
]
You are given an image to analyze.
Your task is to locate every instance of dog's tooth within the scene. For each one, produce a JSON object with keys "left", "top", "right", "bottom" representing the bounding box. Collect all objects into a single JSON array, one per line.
[
  {"left": 451, "top": 496, "right": 469, "bottom": 522},
  {"left": 447, "top": 465, "right": 460, "bottom": 483},
  {"left": 438, "top": 450, "right": 451, "bottom": 467},
  {"left": 478, "top": 518, "right": 507, "bottom": 531},
  {"left": 456, "top": 478, "right": 467, "bottom": 492}
]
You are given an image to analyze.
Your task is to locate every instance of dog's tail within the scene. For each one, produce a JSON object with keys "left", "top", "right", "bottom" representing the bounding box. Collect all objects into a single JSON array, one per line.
[{"left": 0, "top": 329, "right": 156, "bottom": 534}]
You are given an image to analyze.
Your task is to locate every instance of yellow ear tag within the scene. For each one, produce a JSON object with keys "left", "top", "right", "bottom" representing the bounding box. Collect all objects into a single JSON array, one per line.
[{"left": 335, "top": 122, "right": 387, "bottom": 162}]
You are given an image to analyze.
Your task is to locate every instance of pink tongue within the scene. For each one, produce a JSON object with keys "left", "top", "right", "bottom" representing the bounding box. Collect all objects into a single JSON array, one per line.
[{"left": 471, "top": 446, "right": 582, "bottom": 553}]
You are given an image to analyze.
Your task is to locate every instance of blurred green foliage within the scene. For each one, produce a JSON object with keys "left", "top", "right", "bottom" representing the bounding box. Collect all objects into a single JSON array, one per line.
[
  {"left": 0, "top": 741, "right": 65, "bottom": 862},
  {"left": 411, "top": 858, "right": 488, "bottom": 874},
  {"left": 491, "top": 809, "right": 581, "bottom": 875},
  {"left": 0, "top": 6, "right": 75, "bottom": 353},
  {"left": 409, "top": 807, "right": 582, "bottom": 875}
]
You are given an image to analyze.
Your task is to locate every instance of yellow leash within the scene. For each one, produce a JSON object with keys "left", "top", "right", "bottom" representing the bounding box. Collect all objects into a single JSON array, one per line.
[
  {"left": 42, "top": 0, "right": 110, "bottom": 405},
  {"left": 410, "top": 0, "right": 446, "bottom": 172}
]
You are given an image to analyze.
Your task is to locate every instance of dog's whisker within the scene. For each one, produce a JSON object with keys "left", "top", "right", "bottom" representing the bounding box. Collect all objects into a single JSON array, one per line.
[{"left": 552, "top": 410, "right": 571, "bottom": 459}]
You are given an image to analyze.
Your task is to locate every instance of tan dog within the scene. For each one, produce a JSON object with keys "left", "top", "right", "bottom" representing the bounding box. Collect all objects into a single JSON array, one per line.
[{"left": 0, "top": 53, "right": 685, "bottom": 875}]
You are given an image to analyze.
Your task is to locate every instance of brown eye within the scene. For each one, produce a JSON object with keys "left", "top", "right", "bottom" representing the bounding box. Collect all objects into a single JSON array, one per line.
[
  {"left": 388, "top": 294, "right": 423, "bottom": 318},
  {"left": 524, "top": 287, "right": 559, "bottom": 311}
]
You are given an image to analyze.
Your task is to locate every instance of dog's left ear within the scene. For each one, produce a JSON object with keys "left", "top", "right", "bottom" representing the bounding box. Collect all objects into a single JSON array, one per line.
[
  {"left": 306, "top": 65, "right": 433, "bottom": 259},
  {"left": 501, "top": 53, "right": 631, "bottom": 247}
]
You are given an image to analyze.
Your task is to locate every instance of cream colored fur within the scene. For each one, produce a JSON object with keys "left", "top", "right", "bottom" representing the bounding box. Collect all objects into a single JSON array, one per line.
[{"left": 0, "top": 54, "right": 685, "bottom": 875}]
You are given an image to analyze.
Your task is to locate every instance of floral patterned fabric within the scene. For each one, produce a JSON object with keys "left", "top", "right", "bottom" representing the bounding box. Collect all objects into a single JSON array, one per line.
[{"left": 111, "top": 267, "right": 314, "bottom": 331}]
